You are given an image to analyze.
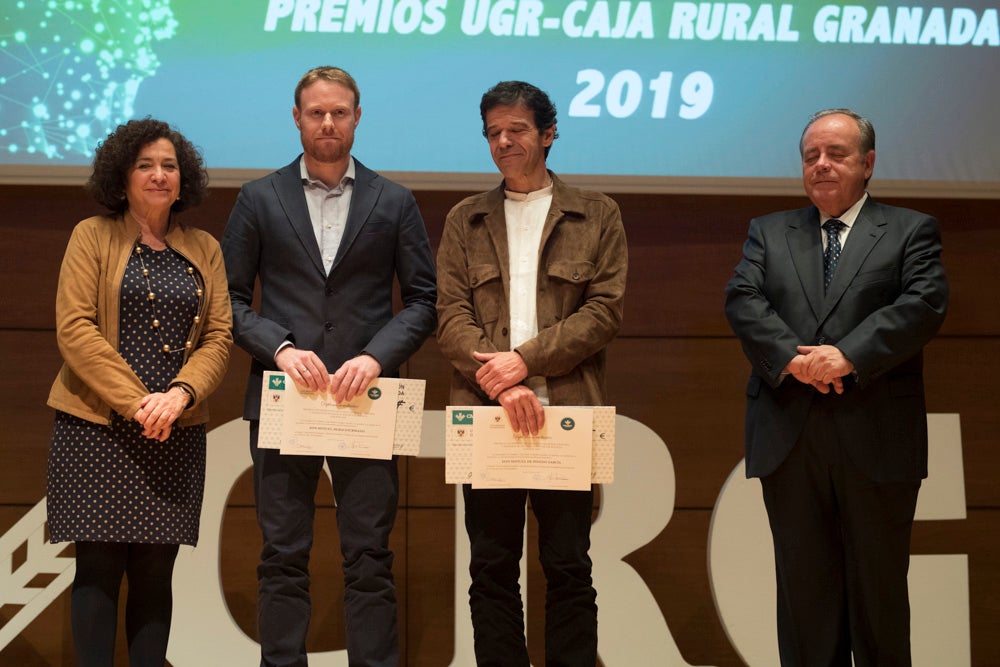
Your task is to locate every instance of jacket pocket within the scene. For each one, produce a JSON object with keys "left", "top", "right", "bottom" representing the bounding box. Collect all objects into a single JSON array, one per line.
[
  {"left": 362, "top": 217, "right": 393, "bottom": 235},
  {"left": 544, "top": 260, "right": 596, "bottom": 318},
  {"left": 852, "top": 266, "right": 897, "bottom": 287},
  {"left": 469, "top": 263, "right": 502, "bottom": 325},
  {"left": 547, "top": 260, "right": 596, "bottom": 284}
]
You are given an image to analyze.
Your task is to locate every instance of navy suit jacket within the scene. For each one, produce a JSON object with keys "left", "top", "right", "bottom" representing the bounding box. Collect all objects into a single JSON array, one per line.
[
  {"left": 222, "top": 156, "right": 437, "bottom": 419},
  {"left": 725, "top": 198, "right": 948, "bottom": 482}
]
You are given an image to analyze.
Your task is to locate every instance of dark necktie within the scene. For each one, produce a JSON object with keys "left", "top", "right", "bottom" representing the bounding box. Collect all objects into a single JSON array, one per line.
[{"left": 822, "top": 219, "right": 846, "bottom": 292}]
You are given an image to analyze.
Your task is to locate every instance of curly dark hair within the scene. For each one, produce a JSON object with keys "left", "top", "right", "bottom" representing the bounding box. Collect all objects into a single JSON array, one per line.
[{"left": 86, "top": 118, "right": 208, "bottom": 214}]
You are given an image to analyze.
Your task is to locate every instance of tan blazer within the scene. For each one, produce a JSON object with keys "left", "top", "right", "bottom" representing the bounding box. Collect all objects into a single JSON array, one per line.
[{"left": 48, "top": 212, "right": 232, "bottom": 426}]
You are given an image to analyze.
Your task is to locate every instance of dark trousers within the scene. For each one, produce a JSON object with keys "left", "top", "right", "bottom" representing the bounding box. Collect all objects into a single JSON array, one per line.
[
  {"left": 71, "top": 541, "right": 179, "bottom": 667},
  {"left": 760, "top": 399, "right": 920, "bottom": 667},
  {"left": 250, "top": 421, "right": 399, "bottom": 667},
  {"left": 463, "top": 485, "right": 598, "bottom": 667}
]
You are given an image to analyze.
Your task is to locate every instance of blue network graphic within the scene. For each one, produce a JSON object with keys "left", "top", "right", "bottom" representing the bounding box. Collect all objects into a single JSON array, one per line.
[{"left": 0, "top": 0, "right": 177, "bottom": 162}]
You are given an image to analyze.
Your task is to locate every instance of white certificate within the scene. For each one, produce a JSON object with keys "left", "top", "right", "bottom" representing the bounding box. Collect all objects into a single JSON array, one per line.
[
  {"left": 470, "top": 406, "right": 594, "bottom": 491},
  {"left": 259, "top": 373, "right": 424, "bottom": 459},
  {"left": 446, "top": 406, "right": 615, "bottom": 485}
]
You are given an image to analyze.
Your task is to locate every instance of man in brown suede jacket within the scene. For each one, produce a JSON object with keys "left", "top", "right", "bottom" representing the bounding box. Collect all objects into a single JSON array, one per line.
[{"left": 436, "top": 80, "right": 627, "bottom": 667}]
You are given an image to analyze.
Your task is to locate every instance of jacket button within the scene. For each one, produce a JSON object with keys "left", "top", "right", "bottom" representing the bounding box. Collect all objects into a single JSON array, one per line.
[
  {"left": 501, "top": 327, "right": 508, "bottom": 336},
  {"left": 471, "top": 277, "right": 478, "bottom": 286},
  {"left": 326, "top": 288, "right": 334, "bottom": 296},
  {"left": 572, "top": 272, "right": 581, "bottom": 280},
  {"left": 324, "top": 322, "right": 334, "bottom": 332}
]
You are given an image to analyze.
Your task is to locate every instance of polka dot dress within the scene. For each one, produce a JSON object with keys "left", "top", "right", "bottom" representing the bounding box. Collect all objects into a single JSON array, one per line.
[{"left": 47, "top": 243, "right": 206, "bottom": 546}]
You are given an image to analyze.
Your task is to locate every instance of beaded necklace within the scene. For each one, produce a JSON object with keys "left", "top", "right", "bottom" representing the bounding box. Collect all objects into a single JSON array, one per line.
[{"left": 133, "top": 243, "right": 203, "bottom": 354}]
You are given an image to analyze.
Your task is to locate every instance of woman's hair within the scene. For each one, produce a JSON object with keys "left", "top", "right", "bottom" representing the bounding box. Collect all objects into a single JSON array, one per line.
[{"left": 86, "top": 118, "right": 208, "bottom": 214}]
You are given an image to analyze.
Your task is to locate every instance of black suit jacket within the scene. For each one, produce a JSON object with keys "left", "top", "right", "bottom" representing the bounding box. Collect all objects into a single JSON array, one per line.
[
  {"left": 222, "top": 156, "right": 437, "bottom": 419},
  {"left": 725, "top": 198, "right": 948, "bottom": 482}
]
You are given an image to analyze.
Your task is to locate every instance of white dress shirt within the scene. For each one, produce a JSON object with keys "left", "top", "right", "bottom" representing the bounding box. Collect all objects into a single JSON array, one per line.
[
  {"left": 504, "top": 184, "right": 553, "bottom": 404},
  {"left": 820, "top": 192, "right": 868, "bottom": 252},
  {"left": 301, "top": 157, "right": 356, "bottom": 275}
]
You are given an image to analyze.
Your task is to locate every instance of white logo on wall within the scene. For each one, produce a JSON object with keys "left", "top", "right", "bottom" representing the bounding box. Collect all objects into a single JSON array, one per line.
[{"left": 0, "top": 414, "right": 970, "bottom": 665}]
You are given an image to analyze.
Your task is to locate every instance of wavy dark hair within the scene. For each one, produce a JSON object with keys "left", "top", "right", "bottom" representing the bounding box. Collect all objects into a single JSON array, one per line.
[
  {"left": 86, "top": 118, "right": 208, "bottom": 215},
  {"left": 480, "top": 81, "right": 559, "bottom": 157}
]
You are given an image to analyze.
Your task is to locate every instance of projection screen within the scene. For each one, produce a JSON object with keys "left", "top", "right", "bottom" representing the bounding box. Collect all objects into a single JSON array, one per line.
[{"left": 2, "top": 1, "right": 998, "bottom": 195}]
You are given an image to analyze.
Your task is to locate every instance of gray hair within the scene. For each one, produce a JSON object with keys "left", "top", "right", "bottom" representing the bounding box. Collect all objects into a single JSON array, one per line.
[{"left": 799, "top": 108, "right": 875, "bottom": 156}]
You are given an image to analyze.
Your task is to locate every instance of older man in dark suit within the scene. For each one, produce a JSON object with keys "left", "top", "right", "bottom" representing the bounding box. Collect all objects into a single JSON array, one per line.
[
  {"left": 222, "top": 66, "right": 437, "bottom": 667},
  {"left": 725, "top": 108, "right": 948, "bottom": 666}
]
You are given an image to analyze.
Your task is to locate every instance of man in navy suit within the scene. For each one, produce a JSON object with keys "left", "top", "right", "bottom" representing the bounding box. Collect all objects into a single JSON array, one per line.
[
  {"left": 725, "top": 109, "right": 948, "bottom": 666},
  {"left": 222, "top": 66, "right": 437, "bottom": 667}
]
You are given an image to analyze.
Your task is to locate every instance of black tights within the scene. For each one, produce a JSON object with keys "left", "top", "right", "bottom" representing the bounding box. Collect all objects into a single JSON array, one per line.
[{"left": 71, "top": 541, "right": 180, "bottom": 667}]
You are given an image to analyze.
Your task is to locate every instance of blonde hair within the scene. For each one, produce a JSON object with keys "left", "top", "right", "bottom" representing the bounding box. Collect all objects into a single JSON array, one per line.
[{"left": 294, "top": 66, "right": 360, "bottom": 109}]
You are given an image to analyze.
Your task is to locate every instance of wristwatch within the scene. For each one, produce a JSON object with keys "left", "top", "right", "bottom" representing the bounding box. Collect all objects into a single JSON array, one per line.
[{"left": 172, "top": 383, "right": 193, "bottom": 408}]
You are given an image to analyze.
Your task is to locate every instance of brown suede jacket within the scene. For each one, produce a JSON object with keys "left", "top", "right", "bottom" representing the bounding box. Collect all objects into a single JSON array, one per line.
[
  {"left": 436, "top": 173, "right": 627, "bottom": 407},
  {"left": 47, "top": 212, "right": 232, "bottom": 426}
]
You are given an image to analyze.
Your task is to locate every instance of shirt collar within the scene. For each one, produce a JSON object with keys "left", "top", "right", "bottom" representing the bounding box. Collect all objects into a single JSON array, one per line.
[
  {"left": 504, "top": 182, "right": 553, "bottom": 202},
  {"left": 820, "top": 192, "right": 868, "bottom": 229},
  {"left": 300, "top": 156, "right": 356, "bottom": 190}
]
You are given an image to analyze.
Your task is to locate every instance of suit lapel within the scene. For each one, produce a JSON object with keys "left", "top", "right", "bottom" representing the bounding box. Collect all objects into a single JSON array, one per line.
[
  {"left": 819, "top": 200, "right": 886, "bottom": 319},
  {"left": 331, "top": 159, "right": 379, "bottom": 273},
  {"left": 272, "top": 157, "right": 325, "bottom": 277},
  {"left": 786, "top": 207, "right": 825, "bottom": 320}
]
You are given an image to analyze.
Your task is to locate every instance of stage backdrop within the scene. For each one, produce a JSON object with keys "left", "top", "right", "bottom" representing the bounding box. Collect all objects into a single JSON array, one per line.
[{"left": 0, "top": 182, "right": 997, "bottom": 665}]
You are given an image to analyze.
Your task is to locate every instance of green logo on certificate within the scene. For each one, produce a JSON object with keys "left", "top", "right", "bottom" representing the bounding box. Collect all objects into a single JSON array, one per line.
[
  {"left": 453, "top": 410, "right": 473, "bottom": 425},
  {"left": 270, "top": 375, "right": 285, "bottom": 391},
  {"left": 368, "top": 387, "right": 382, "bottom": 400},
  {"left": 560, "top": 417, "right": 575, "bottom": 431}
]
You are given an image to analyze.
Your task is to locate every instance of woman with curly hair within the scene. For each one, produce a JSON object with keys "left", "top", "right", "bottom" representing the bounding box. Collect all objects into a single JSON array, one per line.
[{"left": 45, "top": 118, "right": 231, "bottom": 666}]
